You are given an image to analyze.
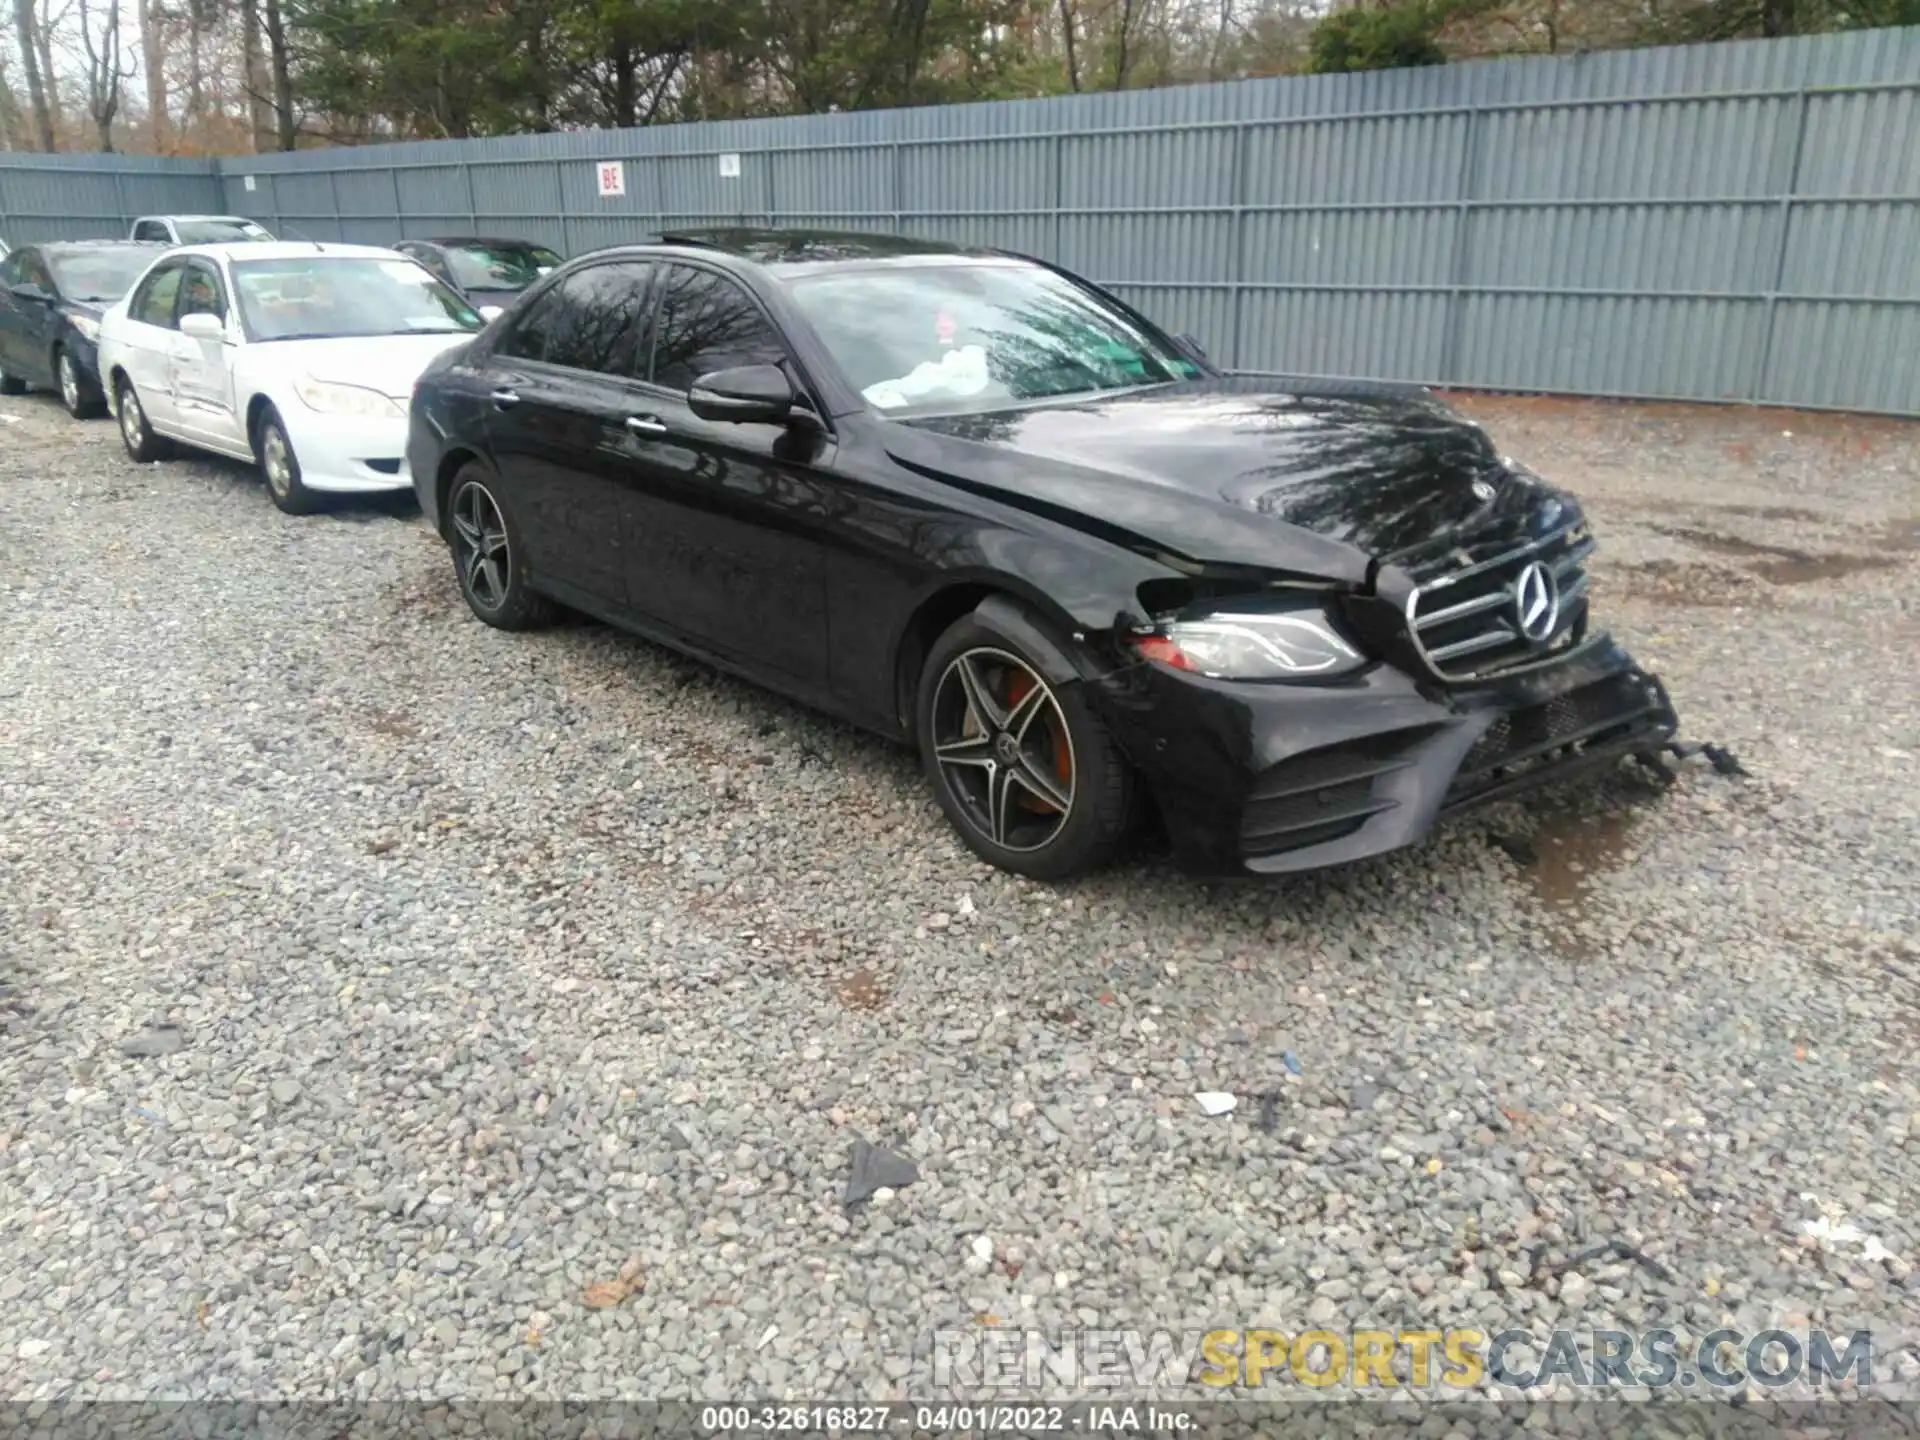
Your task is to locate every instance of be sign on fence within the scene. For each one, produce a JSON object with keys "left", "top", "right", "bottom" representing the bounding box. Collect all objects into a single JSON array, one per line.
[{"left": 597, "top": 161, "right": 625, "bottom": 198}]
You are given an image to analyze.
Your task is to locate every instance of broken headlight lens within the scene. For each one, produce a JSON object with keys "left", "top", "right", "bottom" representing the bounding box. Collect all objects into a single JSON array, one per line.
[{"left": 1129, "top": 608, "right": 1365, "bottom": 680}]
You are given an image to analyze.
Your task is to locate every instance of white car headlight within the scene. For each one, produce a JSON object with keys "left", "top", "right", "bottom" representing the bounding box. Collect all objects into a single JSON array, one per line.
[
  {"left": 294, "top": 377, "right": 404, "bottom": 419},
  {"left": 1129, "top": 609, "right": 1365, "bottom": 680},
  {"left": 69, "top": 314, "right": 102, "bottom": 342}
]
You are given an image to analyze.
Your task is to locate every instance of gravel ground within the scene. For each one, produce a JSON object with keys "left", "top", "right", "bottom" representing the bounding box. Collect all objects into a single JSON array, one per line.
[{"left": 2, "top": 388, "right": 1917, "bottom": 1409}]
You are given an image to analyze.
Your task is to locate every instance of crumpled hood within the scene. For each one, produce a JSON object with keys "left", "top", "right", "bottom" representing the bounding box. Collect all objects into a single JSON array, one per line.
[
  {"left": 251, "top": 333, "right": 476, "bottom": 400},
  {"left": 887, "top": 377, "right": 1542, "bottom": 580}
]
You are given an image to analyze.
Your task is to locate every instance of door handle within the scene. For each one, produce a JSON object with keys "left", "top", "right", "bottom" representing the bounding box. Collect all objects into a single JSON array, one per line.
[
  {"left": 625, "top": 415, "right": 668, "bottom": 436},
  {"left": 489, "top": 388, "right": 521, "bottom": 410}
]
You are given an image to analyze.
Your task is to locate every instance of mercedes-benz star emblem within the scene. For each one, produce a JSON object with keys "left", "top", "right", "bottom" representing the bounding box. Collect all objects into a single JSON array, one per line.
[{"left": 1513, "top": 561, "right": 1560, "bottom": 644}]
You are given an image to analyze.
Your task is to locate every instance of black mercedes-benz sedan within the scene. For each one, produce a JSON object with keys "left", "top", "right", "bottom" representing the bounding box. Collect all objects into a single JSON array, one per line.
[
  {"left": 408, "top": 228, "right": 1679, "bottom": 880},
  {"left": 0, "top": 240, "right": 168, "bottom": 418}
]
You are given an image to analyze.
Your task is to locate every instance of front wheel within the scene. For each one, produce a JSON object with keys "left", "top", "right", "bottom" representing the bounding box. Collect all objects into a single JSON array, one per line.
[
  {"left": 916, "top": 610, "right": 1137, "bottom": 881},
  {"left": 447, "top": 467, "right": 554, "bottom": 630},
  {"left": 0, "top": 363, "right": 26, "bottom": 397},
  {"left": 255, "top": 405, "right": 319, "bottom": 515},
  {"left": 115, "top": 375, "right": 172, "bottom": 462}
]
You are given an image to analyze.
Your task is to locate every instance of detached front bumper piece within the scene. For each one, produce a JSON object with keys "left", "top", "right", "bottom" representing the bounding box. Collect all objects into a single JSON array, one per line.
[{"left": 1093, "top": 637, "right": 1678, "bottom": 877}]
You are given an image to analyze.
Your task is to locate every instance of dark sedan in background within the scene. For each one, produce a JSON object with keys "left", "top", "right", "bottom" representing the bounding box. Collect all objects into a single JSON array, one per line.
[
  {"left": 393, "top": 238, "right": 563, "bottom": 316},
  {"left": 407, "top": 229, "right": 1680, "bottom": 880},
  {"left": 0, "top": 240, "right": 168, "bottom": 418}
]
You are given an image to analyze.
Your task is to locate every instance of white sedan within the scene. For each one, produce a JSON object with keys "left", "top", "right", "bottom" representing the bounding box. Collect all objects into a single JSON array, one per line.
[{"left": 96, "top": 241, "right": 486, "bottom": 514}]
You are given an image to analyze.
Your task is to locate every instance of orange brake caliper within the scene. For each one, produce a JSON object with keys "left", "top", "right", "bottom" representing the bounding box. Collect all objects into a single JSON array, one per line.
[{"left": 1003, "top": 673, "right": 1072, "bottom": 812}]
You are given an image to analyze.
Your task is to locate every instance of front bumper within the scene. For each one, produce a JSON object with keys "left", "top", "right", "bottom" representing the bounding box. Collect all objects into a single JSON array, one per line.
[
  {"left": 285, "top": 407, "right": 414, "bottom": 493},
  {"left": 1092, "top": 635, "right": 1677, "bottom": 876}
]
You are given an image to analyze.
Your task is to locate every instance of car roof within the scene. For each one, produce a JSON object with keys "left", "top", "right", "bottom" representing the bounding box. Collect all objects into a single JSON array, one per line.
[
  {"left": 37, "top": 239, "right": 171, "bottom": 253},
  {"left": 638, "top": 227, "right": 1009, "bottom": 275},
  {"left": 140, "top": 214, "right": 260, "bottom": 223},
  {"left": 418, "top": 236, "right": 554, "bottom": 249},
  {"left": 162, "top": 240, "right": 408, "bottom": 262}
]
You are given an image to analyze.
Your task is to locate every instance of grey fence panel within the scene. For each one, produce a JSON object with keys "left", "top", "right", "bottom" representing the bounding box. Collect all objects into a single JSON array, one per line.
[
  {"left": 4, "top": 27, "right": 1917, "bottom": 412},
  {"left": 0, "top": 156, "right": 221, "bottom": 242}
]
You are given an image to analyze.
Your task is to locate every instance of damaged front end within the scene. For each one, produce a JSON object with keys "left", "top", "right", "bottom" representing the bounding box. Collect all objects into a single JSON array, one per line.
[{"left": 1088, "top": 504, "right": 1682, "bottom": 877}]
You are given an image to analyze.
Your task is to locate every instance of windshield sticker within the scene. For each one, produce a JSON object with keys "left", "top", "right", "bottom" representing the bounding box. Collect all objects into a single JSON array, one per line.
[{"left": 935, "top": 310, "right": 956, "bottom": 346}]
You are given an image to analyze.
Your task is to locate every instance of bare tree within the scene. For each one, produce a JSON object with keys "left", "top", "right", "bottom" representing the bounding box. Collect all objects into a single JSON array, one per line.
[
  {"left": 138, "top": 0, "right": 168, "bottom": 148},
  {"left": 1057, "top": 0, "right": 1081, "bottom": 88},
  {"left": 76, "top": 0, "right": 131, "bottom": 149},
  {"left": 239, "top": 0, "right": 270, "bottom": 150},
  {"left": 262, "top": 0, "right": 292, "bottom": 147},
  {"left": 11, "top": 0, "right": 54, "bottom": 146}
]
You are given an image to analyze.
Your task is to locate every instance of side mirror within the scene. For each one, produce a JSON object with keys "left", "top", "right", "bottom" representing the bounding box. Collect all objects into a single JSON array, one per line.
[
  {"left": 1176, "top": 332, "right": 1208, "bottom": 362},
  {"left": 478, "top": 305, "right": 503, "bottom": 322},
  {"left": 688, "top": 363, "right": 796, "bottom": 425},
  {"left": 180, "top": 311, "right": 225, "bottom": 340},
  {"left": 9, "top": 282, "right": 49, "bottom": 303}
]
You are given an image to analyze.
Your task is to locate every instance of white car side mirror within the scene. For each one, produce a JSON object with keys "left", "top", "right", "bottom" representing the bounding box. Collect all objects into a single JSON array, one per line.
[
  {"left": 180, "top": 311, "right": 225, "bottom": 340},
  {"left": 478, "top": 305, "right": 503, "bottom": 322}
]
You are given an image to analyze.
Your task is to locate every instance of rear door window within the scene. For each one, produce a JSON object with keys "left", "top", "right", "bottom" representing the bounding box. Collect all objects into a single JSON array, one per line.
[
  {"left": 497, "top": 263, "right": 651, "bottom": 378},
  {"left": 130, "top": 264, "right": 185, "bottom": 328}
]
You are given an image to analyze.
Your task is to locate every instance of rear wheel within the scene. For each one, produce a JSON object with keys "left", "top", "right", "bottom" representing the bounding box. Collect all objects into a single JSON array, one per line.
[
  {"left": 916, "top": 610, "right": 1136, "bottom": 880},
  {"left": 255, "top": 405, "right": 319, "bottom": 515},
  {"left": 0, "top": 364, "right": 24, "bottom": 396},
  {"left": 115, "top": 375, "right": 172, "bottom": 462},
  {"left": 448, "top": 466, "right": 554, "bottom": 630},
  {"left": 57, "top": 348, "right": 103, "bottom": 419}
]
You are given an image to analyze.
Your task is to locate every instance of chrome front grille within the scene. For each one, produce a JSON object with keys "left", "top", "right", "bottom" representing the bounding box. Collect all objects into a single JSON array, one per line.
[{"left": 1404, "top": 522, "right": 1594, "bottom": 681}]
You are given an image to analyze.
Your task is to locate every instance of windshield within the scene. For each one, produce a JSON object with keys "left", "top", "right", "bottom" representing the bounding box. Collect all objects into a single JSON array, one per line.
[
  {"left": 45, "top": 249, "right": 159, "bottom": 303},
  {"left": 232, "top": 256, "right": 484, "bottom": 341},
  {"left": 443, "top": 243, "right": 562, "bottom": 292},
  {"left": 173, "top": 218, "right": 274, "bottom": 244},
  {"left": 787, "top": 262, "right": 1201, "bottom": 413}
]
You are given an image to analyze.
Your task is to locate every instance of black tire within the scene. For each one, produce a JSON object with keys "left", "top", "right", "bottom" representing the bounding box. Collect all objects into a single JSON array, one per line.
[
  {"left": 115, "top": 375, "right": 172, "bottom": 462},
  {"left": 0, "top": 364, "right": 25, "bottom": 396},
  {"left": 447, "top": 466, "right": 555, "bottom": 631},
  {"left": 56, "top": 348, "right": 104, "bottom": 419},
  {"left": 916, "top": 608, "right": 1137, "bottom": 881},
  {"left": 254, "top": 404, "right": 320, "bottom": 515}
]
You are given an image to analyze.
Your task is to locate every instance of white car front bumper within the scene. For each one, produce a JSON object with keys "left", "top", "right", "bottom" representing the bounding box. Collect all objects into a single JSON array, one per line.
[{"left": 283, "top": 406, "right": 415, "bottom": 493}]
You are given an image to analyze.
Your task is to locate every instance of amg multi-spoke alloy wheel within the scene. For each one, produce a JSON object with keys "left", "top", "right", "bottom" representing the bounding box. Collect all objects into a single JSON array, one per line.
[
  {"left": 932, "top": 647, "right": 1078, "bottom": 854},
  {"left": 917, "top": 610, "right": 1135, "bottom": 880},
  {"left": 447, "top": 467, "right": 554, "bottom": 630}
]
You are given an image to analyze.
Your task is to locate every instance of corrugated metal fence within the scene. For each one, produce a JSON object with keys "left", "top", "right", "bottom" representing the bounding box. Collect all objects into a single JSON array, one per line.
[{"left": 3, "top": 28, "right": 1917, "bottom": 414}]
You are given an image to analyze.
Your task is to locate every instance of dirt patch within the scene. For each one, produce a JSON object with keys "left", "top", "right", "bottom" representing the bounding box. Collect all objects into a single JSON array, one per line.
[
  {"left": 1442, "top": 390, "right": 1916, "bottom": 452},
  {"left": 365, "top": 709, "right": 420, "bottom": 739},
  {"left": 834, "top": 968, "right": 890, "bottom": 1012},
  {"left": 1605, "top": 560, "right": 1766, "bottom": 609}
]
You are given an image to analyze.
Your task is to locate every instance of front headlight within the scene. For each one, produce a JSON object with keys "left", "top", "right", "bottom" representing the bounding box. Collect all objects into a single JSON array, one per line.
[
  {"left": 1129, "top": 608, "right": 1365, "bottom": 680},
  {"left": 294, "top": 377, "right": 404, "bottom": 419},
  {"left": 68, "top": 314, "right": 101, "bottom": 343}
]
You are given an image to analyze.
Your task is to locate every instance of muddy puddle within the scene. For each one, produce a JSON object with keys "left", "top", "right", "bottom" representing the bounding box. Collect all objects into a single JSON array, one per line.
[
  {"left": 1652, "top": 525, "right": 1903, "bottom": 586},
  {"left": 1522, "top": 806, "right": 1641, "bottom": 958}
]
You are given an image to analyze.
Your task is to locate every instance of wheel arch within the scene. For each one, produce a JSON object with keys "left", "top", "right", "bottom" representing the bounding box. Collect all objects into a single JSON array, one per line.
[
  {"left": 890, "top": 577, "right": 1108, "bottom": 739},
  {"left": 244, "top": 392, "right": 278, "bottom": 448},
  {"left": 435, "top": 447, "right": 488, "bottom": 537}
]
